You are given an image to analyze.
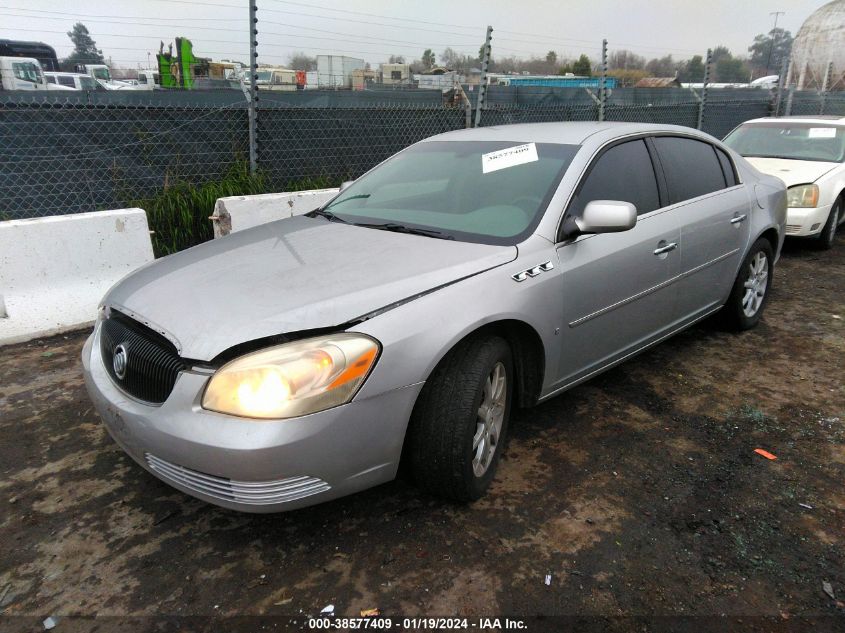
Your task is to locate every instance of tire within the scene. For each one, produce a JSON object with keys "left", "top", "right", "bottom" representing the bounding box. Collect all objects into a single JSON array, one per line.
[
  {"left": 720, "top": 237, "right": 774, "bottom": 331},
  {"left": 407, "top": 335, "right": 513, "bottom": 502},
  {"left": 816, "top": 198, "right": 841, "bottom": 251}
]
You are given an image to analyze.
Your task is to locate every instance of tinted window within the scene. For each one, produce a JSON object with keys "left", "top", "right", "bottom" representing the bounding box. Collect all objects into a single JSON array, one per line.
[
  {"left": 58, "top": 76, "right": 75, "bottom": 88},
  {"left": 715, "top": 147, "right": 737, "bottom": 187},
  {"left": 654, "top": 137, "right": 727, "bottom": 204},
  {"left": 46, "top": 75, "right": 56, "bottom": 84},
  {"left": 570, "top": 139, "right": 660, "bottom": 217}
]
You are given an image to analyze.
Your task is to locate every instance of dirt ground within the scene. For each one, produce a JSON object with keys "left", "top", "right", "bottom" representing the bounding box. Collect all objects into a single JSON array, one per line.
[{"left": 1, "top": 236, "right": 844, "bottom": 632}]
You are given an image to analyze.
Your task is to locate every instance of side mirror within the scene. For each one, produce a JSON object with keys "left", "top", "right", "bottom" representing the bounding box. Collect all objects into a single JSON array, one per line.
[
  {"left": 575, "top": 200, "right": 637, "bottom": 234},
  {"left": 339, "top": 180, "right": 354, "bottom": 192}
]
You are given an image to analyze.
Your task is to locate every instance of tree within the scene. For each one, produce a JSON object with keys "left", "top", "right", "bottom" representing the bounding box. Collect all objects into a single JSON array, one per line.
[
  {"left": 645, "top": 54, "right": 675, "bottom": 77},
  {"left": 571, "top": 54, "right": 592, "bottom": 76},
  {"left": 421, "top": 49, "right": 436, "bottom": 70},
  {"left": 609, "top": 50, "right": 645, "bottom": 71},
  {"left": 63, "top": 23, "right": 104, "bottom": 67},
  {"left": 288, "top": 52, "right": 316, "bottom": 70},
  {"left": 545, "top": 50, "right": 557, "bottom": 66},
  {"left": 674, "top": 55, "right": 705, "bottom": 82},
  {"left": 748, "top": 28, "right": 793, "bottom": 75},
  {"left": 716, "top": 56, "right": 750, "bottom": 82},
  {"left": 388, "top": 55, "right": 405, "bottom": 64}
]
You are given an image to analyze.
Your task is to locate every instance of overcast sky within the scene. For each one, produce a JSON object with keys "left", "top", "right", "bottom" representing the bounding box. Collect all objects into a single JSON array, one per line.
[{"left": 0, "top": 0, "right": 829, "bottom": 68}]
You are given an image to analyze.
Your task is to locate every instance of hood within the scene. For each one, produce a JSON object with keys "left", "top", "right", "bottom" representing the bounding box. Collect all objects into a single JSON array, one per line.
[
  {"left": 744, "top": 156, "right": 839, "bottom": 188},
  {"left": 106, "top": 215, "right": 517, "bottom": 361}
]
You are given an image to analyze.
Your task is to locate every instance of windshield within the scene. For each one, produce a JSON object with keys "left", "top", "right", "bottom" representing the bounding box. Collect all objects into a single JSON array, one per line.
[
  {"left": 256, "top": 71, "right": 272, "bottom": 81},
  {"left": 93, "top": 67, "right": 111, "bottom": 81},
  {"left": 321, "top": 141, "right": 579, "bottom": 244},
  {"left": 78, "top": 76, "right": 96, "bottom": 90},
  {"left": 724, "top": 122, "right": 845, "bottom": 163},
  {"left": 12, "top": 62, "right": 42, "bottom": 83}
]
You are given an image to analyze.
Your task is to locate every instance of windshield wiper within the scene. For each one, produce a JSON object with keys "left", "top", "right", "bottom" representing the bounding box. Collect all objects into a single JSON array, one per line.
[
  {"left": 305, "top": 208, "right": 348, "bottom": 223},
  {"left": 354, "top": 222, "right": 454, "bottom": 240}
]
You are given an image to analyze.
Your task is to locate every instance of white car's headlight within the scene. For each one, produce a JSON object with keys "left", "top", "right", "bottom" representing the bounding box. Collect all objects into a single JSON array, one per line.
[
  {"left": 786, "top": 184, "right": 819, "bottom": 208},
  {"left": 201, "top": 334, "right": 379, "bottom": 419}
]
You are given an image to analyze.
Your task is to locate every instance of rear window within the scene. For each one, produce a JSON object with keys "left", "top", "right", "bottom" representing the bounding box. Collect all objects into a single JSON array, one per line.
[{"left": 653, "top": 137, "right": 727, "bottom": 204}]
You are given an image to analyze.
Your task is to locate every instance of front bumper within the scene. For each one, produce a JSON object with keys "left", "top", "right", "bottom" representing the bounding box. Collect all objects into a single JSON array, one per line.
[
  {"left": 785, "top": 203, "right": 833, "bottom": 237},
  {"left": 81, "top": 328, "right": 422, "bottom": 513}
]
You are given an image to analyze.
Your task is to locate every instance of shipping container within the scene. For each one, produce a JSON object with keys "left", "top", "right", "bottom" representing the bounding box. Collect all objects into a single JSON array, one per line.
[{"left": 316, "top": 55, "right": 365, "bottom": 89}]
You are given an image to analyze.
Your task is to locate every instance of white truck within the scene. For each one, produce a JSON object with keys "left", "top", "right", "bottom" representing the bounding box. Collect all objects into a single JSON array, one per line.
[
  {"left": 0, "top": 56, "right": 46, "bottom": 90},
  {"left": 75, "top": 64, "right": 134, "bottom": 90}
]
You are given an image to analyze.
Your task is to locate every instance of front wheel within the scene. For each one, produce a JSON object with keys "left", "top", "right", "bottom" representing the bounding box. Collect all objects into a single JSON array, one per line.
[
  {"left": 407, "top": 336, "right": 513, "bottom": 502},
  {"left": 720, "top": 238, "right": 774, "bottom": 331},
  {"left": 816, "top": 199, "right": 841, "bottom": 250}
]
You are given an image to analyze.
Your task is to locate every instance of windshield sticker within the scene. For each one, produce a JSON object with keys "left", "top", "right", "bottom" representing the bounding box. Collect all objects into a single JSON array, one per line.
[
  {"left": 808, "top": 127, "right": 836, "bottom": 138},
  {"left": 482, "top": 143, "right": 539, "bottom": 174}
]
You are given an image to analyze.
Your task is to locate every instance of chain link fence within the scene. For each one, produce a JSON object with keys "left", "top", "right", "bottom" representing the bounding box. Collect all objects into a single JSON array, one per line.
[{"left": 1, "top": 86, "right": 843, "bottom": 220}]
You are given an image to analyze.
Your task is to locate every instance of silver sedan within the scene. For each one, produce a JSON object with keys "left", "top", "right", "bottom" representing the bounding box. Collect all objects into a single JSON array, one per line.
[{"left": 82, "top": 122, "right": 787, "bottom": 512}]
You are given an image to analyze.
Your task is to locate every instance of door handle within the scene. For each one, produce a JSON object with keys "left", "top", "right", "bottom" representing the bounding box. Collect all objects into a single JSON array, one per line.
[
  {"left": 653, "top": 242, "right": 678, "bottom": 255},
  {"left": 730, "top": 214, "right": 747, "bottom": 224}
]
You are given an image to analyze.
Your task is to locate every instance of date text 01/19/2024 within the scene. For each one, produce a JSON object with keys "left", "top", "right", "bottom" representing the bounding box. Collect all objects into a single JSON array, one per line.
[{"left": 306, "top": 617, "right": 528, "bottom": 630}]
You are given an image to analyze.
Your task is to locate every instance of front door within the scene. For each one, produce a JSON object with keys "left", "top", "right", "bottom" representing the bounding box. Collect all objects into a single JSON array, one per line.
[{"left": 551, "top": 138, "right": 681, "bottom": 390}]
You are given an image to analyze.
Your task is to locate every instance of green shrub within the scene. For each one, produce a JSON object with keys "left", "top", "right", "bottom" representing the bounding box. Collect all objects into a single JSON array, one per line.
[{"left": 138, "top": 165, "right": 345, "bottom": 258}]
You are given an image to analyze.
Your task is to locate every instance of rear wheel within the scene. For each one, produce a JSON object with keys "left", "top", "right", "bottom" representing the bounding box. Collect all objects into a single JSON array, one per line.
[
  {"left": 816, "top": 198, "right": 841, "bottom": 250},
  {"left": 720, "top": 238, "right": 774, "bottom": 331},
  {"left": 407, "top": 336, "right": 512, "bottom": 502}
]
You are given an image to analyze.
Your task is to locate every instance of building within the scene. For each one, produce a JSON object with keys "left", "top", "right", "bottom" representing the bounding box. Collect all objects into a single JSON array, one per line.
[
  {"left": 789, "top": 0, "right": 845, "bottom": 90},
  {"left": 316, "top": 55, "right": 365, "bottom": 89},
  {"left": 634, "top": 77, "right": 681, "bottom": 88},
  {"left": 351, "top": 68, "right": 377, "bottom": 90},
  {"left": 380, "top": 63, "right": 411, "bottom": 85}
]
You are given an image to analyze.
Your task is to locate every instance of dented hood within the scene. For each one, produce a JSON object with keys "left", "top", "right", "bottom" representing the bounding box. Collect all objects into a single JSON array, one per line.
[{"left": 105, "top": 216, "right": 517, "bottom": 360}]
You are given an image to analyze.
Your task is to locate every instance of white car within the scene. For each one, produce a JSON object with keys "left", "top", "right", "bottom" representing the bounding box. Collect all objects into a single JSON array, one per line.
[
  {"left": 44, "top": 72, "right": 99, "bottom": 91},
  {"left": 724, "top": 116, "right": 845, "bottom": 249}
]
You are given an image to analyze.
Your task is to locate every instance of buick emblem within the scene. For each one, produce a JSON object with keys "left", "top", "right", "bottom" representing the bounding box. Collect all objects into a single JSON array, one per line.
[{"left": 113, "top": 343, "right": 128, "bottom": 380}]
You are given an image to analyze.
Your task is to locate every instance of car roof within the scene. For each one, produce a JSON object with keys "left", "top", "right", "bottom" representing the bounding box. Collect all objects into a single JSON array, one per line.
[
  {"left": 741, "top": 115, "right": 845, "bottom": 126},
  {"left": 422, "top": 121, "right": 718, "bottom": 146}
]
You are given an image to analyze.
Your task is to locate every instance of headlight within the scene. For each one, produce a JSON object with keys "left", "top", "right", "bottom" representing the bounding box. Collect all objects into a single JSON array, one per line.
[
  {"left": 202, "top": 334, "right": 379, "bottom": 419},
  {"left": 786, "top": 184, "right": 819, "bottom": 208}
]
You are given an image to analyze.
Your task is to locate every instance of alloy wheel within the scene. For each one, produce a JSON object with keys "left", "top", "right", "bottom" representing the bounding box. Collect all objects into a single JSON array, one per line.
[
  {"left": 472, "top": 362, "right": 507, "bottom": 477},
  {"left": 742, "top": 251, "right": 769, "bottom": 318}
]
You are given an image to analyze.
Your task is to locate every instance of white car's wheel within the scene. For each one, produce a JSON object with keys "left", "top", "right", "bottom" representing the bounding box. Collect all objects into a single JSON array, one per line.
[{"left": 817, "top": 199, "right": 841, "bottom": 251}]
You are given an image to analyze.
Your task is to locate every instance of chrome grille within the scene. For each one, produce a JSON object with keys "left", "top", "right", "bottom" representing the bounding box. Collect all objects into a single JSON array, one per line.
[
  {"left": 99, "top": 312, "right": 187, "bottom": 404},
  {"left": 145, "top": 453, "right": 331, "bottom": 505},
  {"left": 785, "top": 224, "right": 802, "bottom": 235}
]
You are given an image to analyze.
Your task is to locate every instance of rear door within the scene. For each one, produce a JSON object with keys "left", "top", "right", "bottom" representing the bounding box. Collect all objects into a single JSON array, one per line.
[
  {"left": 651, "top": 136, "right": 751, "bottom": 322},
  {"left": 553, "top": 138, "right": 681, "bottom": 389}
]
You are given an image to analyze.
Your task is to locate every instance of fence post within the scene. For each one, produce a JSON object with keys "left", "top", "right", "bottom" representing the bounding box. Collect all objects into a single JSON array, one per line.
[
  {"left": 598, "top": 39, "right": 607, "bottom": 122},
  {"left": 248, "top": 0, "right": 259, "bottom": 176},
  {"left": 696, "top": 48, "right": 712, "bottom": 131},
  {"left": 773, "top": 56, "right": 788, "bottom": 117},
  {"left": 820, "top": 60, "right": 833, "bottom": 115},
  {"left": 784, "top": 84, "right": 795, "bottom": 116},
  {"left": 474, "top": 25, "right": 493, "bottom": 128}
]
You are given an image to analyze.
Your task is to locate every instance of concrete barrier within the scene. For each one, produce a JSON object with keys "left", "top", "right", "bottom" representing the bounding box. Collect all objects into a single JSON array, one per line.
[
  {"left": 0, "top": 209, "right": 154, "bottom": 346},
  {"left": 211, "top": 188, "right": 339, "bottom": 237}
]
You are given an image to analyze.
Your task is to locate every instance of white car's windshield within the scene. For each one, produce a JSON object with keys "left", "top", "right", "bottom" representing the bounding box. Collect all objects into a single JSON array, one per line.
[
  {"left": 93, "top": 67, "right": 111, "bottom": 81},
  {"left": 321, "top": 140, "right": 580, "bottom": 244},
  {"left": 79, "top": 76, "right": 97, "bottom": 90},
  {"left": 724, "top": 122, "right": 845, "bottom": 163},
  {"left": 12, "top": 62, "right": 42, "bottom": 83}
]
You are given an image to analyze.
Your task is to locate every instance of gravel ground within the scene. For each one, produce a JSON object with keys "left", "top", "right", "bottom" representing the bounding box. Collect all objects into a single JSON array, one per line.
[{"left": 0, "top": 236, "right": 843, "bottom": 632}]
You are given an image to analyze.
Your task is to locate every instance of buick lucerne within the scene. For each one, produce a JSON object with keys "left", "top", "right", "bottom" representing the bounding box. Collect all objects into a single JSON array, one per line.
[{"left": 82, "top": 122, "right": 787, "bottom": 512}]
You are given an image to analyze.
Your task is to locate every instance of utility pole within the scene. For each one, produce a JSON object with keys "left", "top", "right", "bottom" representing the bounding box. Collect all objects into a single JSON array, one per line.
[
  {"left": 247, "top": 1, "right": 259, "bottom": 176},
  {"left": 474, "top": 25, "right": 493, "bottom": 128},
  {"left": 598, "top": 39, "right": 608, "bottom": 122},
  {"left": 697, "top": 48, "right": 712, "bottom": 131},
  {"left": 765, "top": 11, "right": 785, "bottom": 76}
]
